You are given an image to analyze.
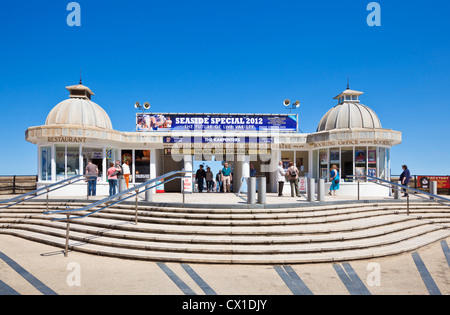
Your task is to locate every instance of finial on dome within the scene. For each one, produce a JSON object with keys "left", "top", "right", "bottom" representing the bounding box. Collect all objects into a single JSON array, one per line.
[
  {"left": 65, "top": 81, "right": 95, "bottom": 100},
  {"left": 333, "top": 86, "right": 364, "bottom": 104},
  {"left": 347, "top": 75, "right": 350, "bottom": 90}
]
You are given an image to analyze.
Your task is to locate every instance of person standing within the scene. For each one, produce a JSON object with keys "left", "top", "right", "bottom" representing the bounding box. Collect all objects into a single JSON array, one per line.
[
  {"left": 250, "top": 164, "right": 258, "bottom": 192},
  {"left": 215, "top": 170, "right": 222, "bottom": 192},
  {"left": 400, "top": 165, "right": 411, "bottom": 197},
  {"left": 221, "top": 162, "right": 232, "bottom": 193},
  {"left": 196, "top": 165, "right": 206, "bottom": 193},
  {"left": 287, "top": 162, "right": 300, "bottom": 197},
  {"left": 122, "top": 160, "right": 131, "bottom": 189},
  {"left": 329, "top": 165, "right": 340, "bottom": 196},
  {"left": 205, "top": 167, "right": 214, "bottom": 192},
  {"left": 276, "top": 161, "right": 286, "bottom": 197},
  {"left": 250, "top": 164, "right": 257, "bottom": 177},
  {"left": 115, "top": 160, "right": 123, "bottom": 191},
  {"left": 107, "top": 162, "right": 118, "bottom": 196},
  {"left": 85, "top": 160, "right": 98, "bottom": 196}
]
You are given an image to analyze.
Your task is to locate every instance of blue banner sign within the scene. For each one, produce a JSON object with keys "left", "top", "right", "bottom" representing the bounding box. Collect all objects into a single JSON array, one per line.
[
  {"left": 136, "top": 113, "right": 298, "bottom": 132},
  {"left": 163, "top": 136, "right": 274, "bottom": 144}
]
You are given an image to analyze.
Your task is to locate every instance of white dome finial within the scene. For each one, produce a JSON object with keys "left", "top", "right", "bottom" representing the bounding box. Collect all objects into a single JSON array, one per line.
[{"left": 66, "top": 82, "right": 95, "bottom": 100}]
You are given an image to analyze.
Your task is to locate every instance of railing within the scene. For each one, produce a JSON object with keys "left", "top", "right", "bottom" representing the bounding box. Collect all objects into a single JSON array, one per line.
[
  {"left": 0, "top": 175, "right": 38, "bottom": 195},
  {"left": 0, "top": 175, "right": 86, "bottom": 211},
  {"left": 43, "top": 170, "right": 192, "bottom": 257},
  {"left": 391, "top": 174, "right": 450, "bottom": 192},
  {"left": 348, "top": 175, "right": 450, "bottom": 215}
]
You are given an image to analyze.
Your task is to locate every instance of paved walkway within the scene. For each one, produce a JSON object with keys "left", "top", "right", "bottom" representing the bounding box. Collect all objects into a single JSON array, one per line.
[{"left": 0, "top": 234, "right": 449, "bottom": 295}]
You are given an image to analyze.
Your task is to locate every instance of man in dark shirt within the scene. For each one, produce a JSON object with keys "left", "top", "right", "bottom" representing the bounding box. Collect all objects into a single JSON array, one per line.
[
  {"left": 195, "top": 165, "right": 206, "bottom": 193},
  {"left": 399, "top": 165, "right": 411, "bottom": 197}
]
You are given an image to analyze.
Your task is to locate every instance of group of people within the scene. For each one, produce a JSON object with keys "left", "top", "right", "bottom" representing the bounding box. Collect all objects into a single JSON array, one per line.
[
  {"left": 276, "top": 161, "right": 341, "bottom": 197},
  {"left": 89, "top": 158, "right": 413, "bottom": 199},
  {"left": 85, "top": 160, "right": 132, "bottom": 197},
  {"left": 276, "top": 161, "right": 412, "bottom": 198},
  {"left": 195, "top": 162, "right": 233, "bottom": 193},
  {"left": 276, "top": 161, "right": 303, "bottom": 197}
]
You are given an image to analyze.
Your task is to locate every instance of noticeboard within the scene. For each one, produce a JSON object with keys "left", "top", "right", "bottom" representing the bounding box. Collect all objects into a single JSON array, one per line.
[
  {"left": 417, "top": 176, "right": 450, "bottom": 189},
  {"left": 136, "top": 113, "right": 298, "bottom": 132}
]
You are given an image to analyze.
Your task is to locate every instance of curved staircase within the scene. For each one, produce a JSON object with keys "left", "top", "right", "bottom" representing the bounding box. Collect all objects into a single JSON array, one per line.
[{"left": 0, "top": 200, "right": 449, "bottom": 264}]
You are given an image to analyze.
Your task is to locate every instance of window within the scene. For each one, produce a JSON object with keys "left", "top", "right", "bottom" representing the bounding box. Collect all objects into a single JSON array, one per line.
[
  {"left": 56, "top": 146, "right": 66, "bottom": 181},
  {"left": 281, "top": 151, "right": 294, "bottom": 170},
  {"left": 367, "top": 146, "right": 377, "bottom": 181},
  {"left": 329, "top": 148, "right": 340, "bottom": 165},
  {"left": 341, "top": 147, "right": 353, "bottom": 182},
  {"left": 40, "top": 146, "right": 52, "bottom": 181},
  {"left": 135, "top": 150, "right": 150, "bottom": 183},
  {"left": 378, "top": 147, "right": 387, "bottom": 180},
  {"left": 83, "top": 147, "right": 103, "bottom": 179},
  {"left": 106, "top": 148, "right": 116, "bottom": 172},
  {"left": 295, "top": 151, "right": 309, "bottom": 177},
  {"left": 329, "top": 148, "right": 340, "bottom": 178},
  {"left": 121, "top": 149, "right": 133, "bottom": 183},
  {"left": 355, "top": 147, "right": 367, "bottom": 180},
  {"left": 312, "top": 150, "right": 318, "bottom": 179},
  {"left": 67, "top": 146, "right": 80, "bottom": 177},
  {"left": 319, "top": 149, "right": 328, "bottom": 181}
]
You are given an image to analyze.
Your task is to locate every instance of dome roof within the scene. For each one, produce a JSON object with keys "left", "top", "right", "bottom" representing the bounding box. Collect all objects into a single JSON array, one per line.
[
  {"left": 45, "top": 83, "right": 113, "bottom": 130},
  {"left": 316, "top": 88, "right": 382, "bottom": 132}
]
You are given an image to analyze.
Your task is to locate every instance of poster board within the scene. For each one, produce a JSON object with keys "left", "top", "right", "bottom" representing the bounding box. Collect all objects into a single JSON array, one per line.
[
  {"left": 417, "top": 176, "right": 450, "bottom": 189},
  {"left": 299, "top": 177, "right": 307, "bottom": 192},
  {"left": 183, "top": 177, "right": 193, "bottom": 193}
]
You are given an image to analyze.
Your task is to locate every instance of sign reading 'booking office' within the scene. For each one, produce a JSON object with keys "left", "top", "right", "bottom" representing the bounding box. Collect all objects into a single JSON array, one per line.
[{"left": 136, "top": 113, "right": 298, "bottom": 132}]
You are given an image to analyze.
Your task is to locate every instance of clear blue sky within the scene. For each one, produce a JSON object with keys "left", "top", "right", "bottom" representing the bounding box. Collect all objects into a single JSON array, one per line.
[{"left": 0, "top": 0, "right": 449, "bottom": 175}]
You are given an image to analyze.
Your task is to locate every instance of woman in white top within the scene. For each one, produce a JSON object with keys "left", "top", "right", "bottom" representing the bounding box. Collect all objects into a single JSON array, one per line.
[{"left": 122, "top": 161, "right": 131, "bottom": 189}]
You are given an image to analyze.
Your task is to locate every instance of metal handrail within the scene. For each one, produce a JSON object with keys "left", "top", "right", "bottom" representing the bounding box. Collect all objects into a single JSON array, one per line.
[
  {"left": 46, "top": 175, "right": 187, "bottom": 219},
  {"left": 0, "top": 174, "right": 86, "bottom": 209},
  {"left": 42, "top": 169, "right": 192, "bottom": 257},
  {"left": 347, "top": 175, "right": 450, "bottom": 214},
  {"left": 44, "top": 170, "right": 192, "bottom": 218}
]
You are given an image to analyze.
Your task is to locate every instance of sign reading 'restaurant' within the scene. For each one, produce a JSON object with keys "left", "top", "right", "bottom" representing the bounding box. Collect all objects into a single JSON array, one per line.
[
  {"left": 47, "top": 136, "right": 87, "bottom": 143},
  {"left": 136, "top": 113, "right": 298, "bottom": 132}
]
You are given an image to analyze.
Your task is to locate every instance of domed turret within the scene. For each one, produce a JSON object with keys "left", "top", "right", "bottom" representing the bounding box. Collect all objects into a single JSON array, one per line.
[
  {"left": 45, "top": 82, "right": 113, "bottom": 130},
  {"left": 316, "top": 88, "right": 381, "bottom": 132}
]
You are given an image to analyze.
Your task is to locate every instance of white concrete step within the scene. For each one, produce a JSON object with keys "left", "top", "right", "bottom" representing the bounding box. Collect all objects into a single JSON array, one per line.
[
  {"left": 1, "top": 200, "right": 449, "bottom": 264},
  {"left": 0, "top": 213, "right": 420, "bottom": 236},
  {"left": 1, "top": 227, "right": 448, "bottom": 264},
  {"left": 1, "top": 222, "right": 444, "bottom": 254}
]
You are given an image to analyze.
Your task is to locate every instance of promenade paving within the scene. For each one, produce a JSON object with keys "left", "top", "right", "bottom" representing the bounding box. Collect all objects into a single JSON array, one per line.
[
  {"left": 1, "top": 191, "right": 449, "bottom": 297},
  {"left": 0, "top": 234, "right": 448, "bottom": 295}
]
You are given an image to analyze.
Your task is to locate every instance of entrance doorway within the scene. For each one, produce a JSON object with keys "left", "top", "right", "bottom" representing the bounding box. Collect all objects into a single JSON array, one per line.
[
  {"left": 193, "top": 155, "right": 226, "bottom": 193},
  {"left": 119, "top": 149, "right": 152, "bottom": 187},
  {"left": 162, "top": 150, "right": 183, "bottom": 192}
]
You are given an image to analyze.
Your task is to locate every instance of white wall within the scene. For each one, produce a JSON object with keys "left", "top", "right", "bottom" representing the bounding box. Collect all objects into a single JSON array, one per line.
[
  {"left": 37, "top": 181, "right": 110, "bottom": 197},
  {"left": 325, "top": 181, "right": 391, "bottom": 197}
]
